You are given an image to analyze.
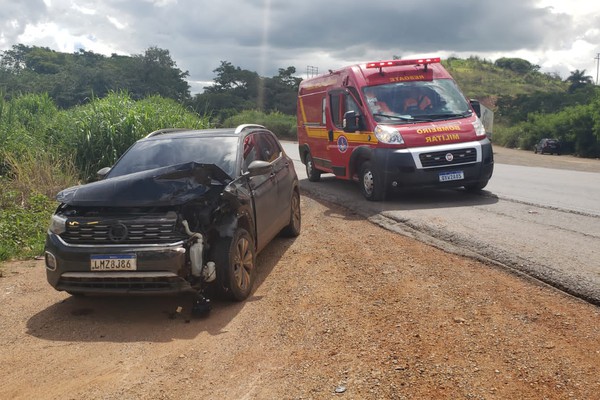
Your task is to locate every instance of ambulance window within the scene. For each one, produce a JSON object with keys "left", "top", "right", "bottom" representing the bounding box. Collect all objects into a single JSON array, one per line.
[
  {"left": 347, "top": 87, "right": 363, "bottom": 106},
  {"left": 329, "top": 94, "right": 342, "bottom": 127},
  {"left": 346, "top": 96, "right": 360, "bottom": 115},
  {"left": 321, "top": 97, "right": 326, "bottom": 125}
]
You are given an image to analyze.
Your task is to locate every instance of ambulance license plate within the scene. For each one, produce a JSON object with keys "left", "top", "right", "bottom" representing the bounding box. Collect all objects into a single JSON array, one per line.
[
  {"left": 439, "top": 171, "right": 464, "bottom": 182},
  {"left": 90, "top": 254, "right": 137, "bottom": 271}
]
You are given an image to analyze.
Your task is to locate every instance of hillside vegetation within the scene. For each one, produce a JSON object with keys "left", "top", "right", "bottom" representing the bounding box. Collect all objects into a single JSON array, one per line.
[
  {"left": 442, "top": 56, "right": 599, "bottom": 157},
  {"left": 443, "top": 56, "right": 568, "bottom": 105}
]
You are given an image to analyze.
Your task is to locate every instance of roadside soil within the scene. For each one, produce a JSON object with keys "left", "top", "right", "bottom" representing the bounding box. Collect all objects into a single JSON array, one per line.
[{"left": 1, "top": 147, "right": 599, "bottom": 399}]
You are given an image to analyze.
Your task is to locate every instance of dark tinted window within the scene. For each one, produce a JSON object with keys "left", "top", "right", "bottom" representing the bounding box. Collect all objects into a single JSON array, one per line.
[
  {"left": 242, "top": 132, "right": 282, "bottom": 171},
  {"left": 107, "top": 136, "right": 239, "bottom": 178}
]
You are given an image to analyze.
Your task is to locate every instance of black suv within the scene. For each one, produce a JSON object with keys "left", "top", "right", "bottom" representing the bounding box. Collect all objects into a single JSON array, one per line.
[
  {"left": 44, "top": 124, "right": 300, "bottom": 310},
  {"left": 534, "top": 138, "right": 561, "bottom": 155}
]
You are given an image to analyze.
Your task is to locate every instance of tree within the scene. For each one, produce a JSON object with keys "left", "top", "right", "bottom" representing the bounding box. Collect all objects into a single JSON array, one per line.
[
  {"left": 204, "top": 61, "right": 260, "bottom": 100},
  {"left": 132, "top": 46, "right": 190, "bottom": 101},
  {"left": 263, "top": 67, "right": 302, "bottom": 114},
  {"left": 494, "top": 57, "right": 540, "bottom": 74},
  {"left": 566, "top": 69, "right": 593, "bottom": 93}
]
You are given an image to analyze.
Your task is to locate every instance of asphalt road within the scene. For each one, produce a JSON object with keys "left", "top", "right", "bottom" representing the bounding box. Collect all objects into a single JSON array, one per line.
[{"left": 281, "top": 141, "right": 600, "bottom": 305}]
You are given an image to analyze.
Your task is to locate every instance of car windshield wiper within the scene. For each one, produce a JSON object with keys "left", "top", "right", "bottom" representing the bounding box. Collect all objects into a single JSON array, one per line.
[
  {"left": 426, "top": 111, "right": 473, "bottom": 120},
  {"left": 372, "top": 113, "right": 433, "bottom": 122}
]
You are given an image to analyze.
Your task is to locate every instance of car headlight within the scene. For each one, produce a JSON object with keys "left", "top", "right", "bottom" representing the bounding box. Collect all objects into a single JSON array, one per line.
[
  {"left": 374, "top": 125, "right": 404, "bottom": 145},
  {"left": 49, "top": 214, "right": 67, "bottom": 235},
  {"left": 472, "top": 118, "right": 487, "bottom": 137}
]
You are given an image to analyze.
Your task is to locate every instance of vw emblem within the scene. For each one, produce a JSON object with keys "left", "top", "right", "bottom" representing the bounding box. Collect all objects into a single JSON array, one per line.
[
  {"left": 445, "top": 153, "right": 454, "bottom": 162},
  {"left": 108, "top": 223, "right": 128, "bottom": 242}
]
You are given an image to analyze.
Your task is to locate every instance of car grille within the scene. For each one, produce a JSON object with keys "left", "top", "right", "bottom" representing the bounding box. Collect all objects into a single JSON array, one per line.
[
  {"left": 60, "top": 213, "right": 186, "bottom": 245},
  {"left": 58, "top": 274, "right": 188, "bottom": 292},
  {"left": 419, "top": 147, "right": 477, "bottom": 168}
]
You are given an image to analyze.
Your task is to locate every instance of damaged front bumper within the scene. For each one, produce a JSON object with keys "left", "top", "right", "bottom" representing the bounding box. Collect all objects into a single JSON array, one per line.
[{"left": 45, "top": 233, "right": 192, "bottom": 295}]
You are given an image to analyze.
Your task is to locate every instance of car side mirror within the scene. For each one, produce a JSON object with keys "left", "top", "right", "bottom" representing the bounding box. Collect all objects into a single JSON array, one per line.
[
  {"left": 246, "top": 160, "right": 272, "bottom": 176},
  {"left": 343, "top": 110, "right": 361, "bottom": 133},
  {"left": 96, "top": 167, "right": 111, "bottom": 180}
]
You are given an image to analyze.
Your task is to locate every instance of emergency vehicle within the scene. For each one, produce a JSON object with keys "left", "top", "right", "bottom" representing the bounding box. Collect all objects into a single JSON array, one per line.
[{"left": 296, "top": 57, "right": 494, "bottom": 201}]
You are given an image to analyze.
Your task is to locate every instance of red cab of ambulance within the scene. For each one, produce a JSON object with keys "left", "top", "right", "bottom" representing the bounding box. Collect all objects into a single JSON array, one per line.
[{"left": 296, "top": 57, "right": 494, "bottom": 201}]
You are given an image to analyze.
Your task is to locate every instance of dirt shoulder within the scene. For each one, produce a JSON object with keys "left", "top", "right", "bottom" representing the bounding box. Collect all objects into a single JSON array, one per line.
[{"left": 2, "top": 192, "right": 600, "bottom": 399}]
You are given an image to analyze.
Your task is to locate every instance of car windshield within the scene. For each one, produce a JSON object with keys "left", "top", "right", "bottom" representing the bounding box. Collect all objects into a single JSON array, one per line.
[
  {"left": 363, "top": 79, "right": 472, "bottom": 123},
  {"left": 107, "top": 135, "right": 239, "bottom": 178}
]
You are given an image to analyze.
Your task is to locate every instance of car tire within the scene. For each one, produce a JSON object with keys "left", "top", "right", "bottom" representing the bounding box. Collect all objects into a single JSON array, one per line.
[
  {"left": 464, "top": 180, "right": 489, "bottom": 192},
  {"left": 359, "top": 161, "right": 385, "bottom": 201},
  {"left": 213, "top": 228, "right": 256, "bottom": 301},
  {"left": 305, "top": 152, "right": 321, "bottom": 182},
  {"left": 280, "top": 189, "right": 301, "bottom": 237}
]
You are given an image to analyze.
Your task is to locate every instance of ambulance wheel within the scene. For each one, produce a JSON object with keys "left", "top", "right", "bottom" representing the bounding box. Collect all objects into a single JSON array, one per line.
[
  {"left": 360, "top": 161, "right": 385, "bottom": 201},
  {"left": 213, "top": 228, "right": 256, "bottom": 301},
  {"left": 464, "top": 180, "right": 488, "bottom": 192},
  {"left": 305, "top": 152, "right": 321, "bottom": 182}
]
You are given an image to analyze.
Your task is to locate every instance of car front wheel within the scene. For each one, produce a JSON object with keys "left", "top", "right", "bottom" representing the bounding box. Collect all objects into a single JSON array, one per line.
[{"left": 213, "top": 228, "right": 256, "bottom": 301}]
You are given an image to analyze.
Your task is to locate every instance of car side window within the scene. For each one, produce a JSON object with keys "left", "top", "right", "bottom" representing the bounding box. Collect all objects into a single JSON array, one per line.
[
  {"left": 242, "top": 133, "right": 260, "bottom": 172},
  {"left": 259, "top": 133, "right": 282, "bottom": 163}
]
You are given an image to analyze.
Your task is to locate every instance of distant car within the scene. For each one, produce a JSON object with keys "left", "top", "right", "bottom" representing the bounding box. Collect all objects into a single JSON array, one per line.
[
  {"left": 534, "top": 138, "right": 561, "bottom": 155},
  {"left": 44, "top": 124, "right": 300, "bottom": 312}
]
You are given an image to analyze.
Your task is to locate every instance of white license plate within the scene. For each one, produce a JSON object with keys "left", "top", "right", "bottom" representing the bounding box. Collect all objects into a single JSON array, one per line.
[
  {"left": 90, "top": 254, "right": 137, "bottom": 271},
  {"left": 439, "top": 171, "right": 464, "bottom": 182}
]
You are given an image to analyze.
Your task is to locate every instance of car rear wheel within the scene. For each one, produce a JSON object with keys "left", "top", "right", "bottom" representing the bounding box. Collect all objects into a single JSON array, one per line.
[
  {"left": 280, "top": 189, "right": 301, "bottom": 237},
  {"left": 305, "top": 152, "right": 321, "bottom": 182},
  {"left": 359, "top": 161, "right": 385, "bottom": 201},
  {"left": 213, "top": 228, "right": 256, "bottom": 301}
]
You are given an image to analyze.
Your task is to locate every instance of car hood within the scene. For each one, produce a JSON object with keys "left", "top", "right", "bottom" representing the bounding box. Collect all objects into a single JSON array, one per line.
[{"left": 57, "top": 162, "right": 232, "bottom": 207}]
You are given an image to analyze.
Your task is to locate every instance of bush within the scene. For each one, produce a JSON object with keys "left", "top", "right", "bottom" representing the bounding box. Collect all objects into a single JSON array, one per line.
[{"left": 222, "top": 110, "right": 296, "bottom": 139}]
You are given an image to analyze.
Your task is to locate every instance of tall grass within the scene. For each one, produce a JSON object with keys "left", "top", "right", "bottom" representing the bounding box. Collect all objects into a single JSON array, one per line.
[
  {"left": 58, "top": 92, "right": 210, "bottom": 181},
  {"left": 0, "top": 91, "right": 210, "bottom": 262}
]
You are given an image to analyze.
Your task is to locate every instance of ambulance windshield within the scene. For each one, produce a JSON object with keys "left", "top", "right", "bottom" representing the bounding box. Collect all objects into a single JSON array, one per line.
[{"left": 362, "top": 79, "right": 472, "bottom": 123}]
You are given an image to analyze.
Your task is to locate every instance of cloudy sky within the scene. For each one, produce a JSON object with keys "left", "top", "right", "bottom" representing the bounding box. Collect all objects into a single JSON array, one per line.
[{"left": 1, "top": 0, "right": 600, "bottom": 94}]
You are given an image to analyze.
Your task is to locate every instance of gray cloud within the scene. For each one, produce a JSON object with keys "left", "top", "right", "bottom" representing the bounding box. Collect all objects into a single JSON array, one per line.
[{"left": 0, "top": 0, "right": 596, "bottom": 93}]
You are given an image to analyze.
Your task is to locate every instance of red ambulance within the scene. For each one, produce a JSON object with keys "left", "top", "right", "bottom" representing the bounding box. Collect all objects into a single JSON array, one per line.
[{"left": 296, "top": 57, "right": 494, "bottom": 201}]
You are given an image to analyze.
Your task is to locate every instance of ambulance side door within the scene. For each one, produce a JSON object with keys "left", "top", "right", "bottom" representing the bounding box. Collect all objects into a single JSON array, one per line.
[{"left": 326, "top": 89, "right": 363, "bottom": 179}]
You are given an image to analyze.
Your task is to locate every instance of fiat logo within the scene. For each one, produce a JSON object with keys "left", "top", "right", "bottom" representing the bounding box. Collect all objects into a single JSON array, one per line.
[
  {"left": 445, "top": 153, "right": 454, "bottom": 162},
  {"left": 108, "top": 223, "right": 128, "bottom": 242}
]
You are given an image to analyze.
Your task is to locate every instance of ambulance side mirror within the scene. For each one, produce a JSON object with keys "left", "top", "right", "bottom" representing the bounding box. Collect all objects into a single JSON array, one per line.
[
  {"left": 470, "top": 99, "right": 481, "bottom": 118},
  {"left": 343, "top": 111, "right": 361, "bottom": 133}
]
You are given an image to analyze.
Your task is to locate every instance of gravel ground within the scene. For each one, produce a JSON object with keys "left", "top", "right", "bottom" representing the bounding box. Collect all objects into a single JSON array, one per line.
[{"left": 1, "top": 146, "right": 599, "bottom": 399}]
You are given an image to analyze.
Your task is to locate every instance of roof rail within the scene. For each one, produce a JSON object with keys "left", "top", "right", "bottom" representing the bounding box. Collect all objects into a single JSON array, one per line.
[
  {"left": 145, "top": 128, "right": 189, "bottom": 138},
  {"left": 234, "top": 124, "right": 265, "bottom": 134}
]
